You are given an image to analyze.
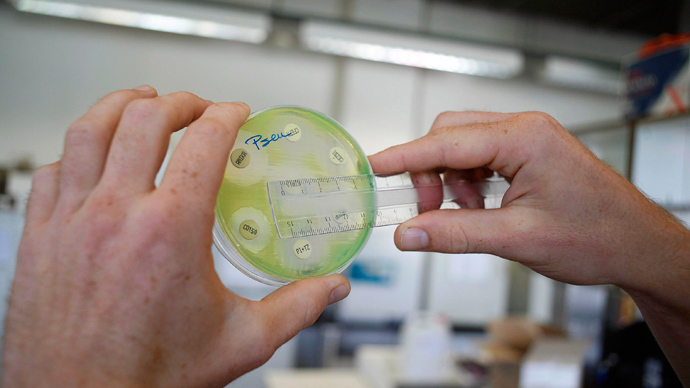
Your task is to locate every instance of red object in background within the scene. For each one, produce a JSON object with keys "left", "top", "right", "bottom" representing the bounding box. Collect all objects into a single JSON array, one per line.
[
  {"left": 638, "top": 33, "right": 690, "bottom": 59},
  {"left": 637, "top": 34, "right": 690, "bottom": 116}
]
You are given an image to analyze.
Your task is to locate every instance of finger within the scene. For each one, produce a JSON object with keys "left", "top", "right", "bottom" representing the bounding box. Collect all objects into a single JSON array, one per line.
[
  {"left": 257, "top": 275, "right": 350, "bottom": 349},
  {"left": 430, "top": 111, "right": 519, "bottom": 131},
  {"left": 444, "top": 167, "right": 494, "bottom": 182},
  {"left": 443, "top": 169, "right": 490, "bottom": 209},
  {"left": 158, "top": 102, "right": 250, "bottom": 212},
  {"left": 59, "top": 86, "right": 158, "bottom": 205},
  {"left": 369, "top": 115, "right": 528, "bottom": 177},
  {"left": 367, "top": 111, "right": 515, "bottom": 175},
  {"left": 394, "top": 207, "right": 522, "bottom": 256},
  {"left": 101, "top": 91, "right": 213, "bottom": 193},
  {"left": 25, "top": 162, "right": 61, "bottom": 225},
  {"left": 409, "top": 172, "right": 443, "bottom": 213}
]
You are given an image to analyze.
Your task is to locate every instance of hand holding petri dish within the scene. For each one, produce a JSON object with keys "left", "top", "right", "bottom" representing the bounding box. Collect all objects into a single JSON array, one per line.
[{"left": 213, "top": 106, "right": 373, "bottom": 286}]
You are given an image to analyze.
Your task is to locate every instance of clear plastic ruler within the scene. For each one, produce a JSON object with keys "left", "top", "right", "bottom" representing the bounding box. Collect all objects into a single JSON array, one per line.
[{"left": 267, "top": 172, "right": 509, "bottom": 239}]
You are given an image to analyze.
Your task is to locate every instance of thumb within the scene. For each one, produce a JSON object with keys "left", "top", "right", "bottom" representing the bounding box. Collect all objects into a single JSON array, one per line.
[
  {"left": 395, "top": 208, "right": 519, "bottom": 255},
  {"left": 257, "top": 275, "right": 350, "bottom": 348}
]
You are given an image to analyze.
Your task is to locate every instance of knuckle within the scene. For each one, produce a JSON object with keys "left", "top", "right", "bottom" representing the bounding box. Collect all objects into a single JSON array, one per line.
[
  {"left": 138, "top": 202, "right": 180, "bottom": 234},
  {"left": 299, "top": 298, "right": 320, "bottom": 329},
  {"left": 162, "top": 91, "right": 204, "bottom": 109},
  {"left": 448, "top": 224, "right": 470, "bottom": 254},
  {"left": 518, "top": 111, "right": 556, "bottom": 132},
  {"left": 123, "top": 98, "right": 172, "bottom": 123},
  {"left": 204, "top": 102, "right": 249, "bottom": 126},
  {"left": 92, "top": 89, "right": 133, "bottom": 108},
  {"left": 103, "top": 89, "right": 139, "bottom": 103},
  {"left": 168, "top": 91, "right": 200, "bottom": 102},
  {"left": 514, "top": 111, "right": 565, "bottom": 152},
  {"left": 428, "top": 125, "right": 453, "bottom": 137},
  {"left": 32, "top": 163, "right": 59, "bottom": 185},
  {"left": 65, "top": 120, "right": 99, "bottom": 146},
  {"left": 432, "top": 111, "right": 457, "bottom": 129},
  {"left": 80, "top": 201, "right": 127, "bottom": 241},
  {"left": 190, "top": 118, "right": 228, "bottom": 139}
]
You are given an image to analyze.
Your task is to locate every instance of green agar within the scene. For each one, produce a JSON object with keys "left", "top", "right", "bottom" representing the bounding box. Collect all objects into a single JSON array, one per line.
[{"left": 214, "top": 107, "right": 373, "bottom": 284}]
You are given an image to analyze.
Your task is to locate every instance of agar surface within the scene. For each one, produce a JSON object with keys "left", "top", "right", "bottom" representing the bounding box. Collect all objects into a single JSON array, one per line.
[{"left": 214, "top": 107, "right": 372, "bottom": 284}]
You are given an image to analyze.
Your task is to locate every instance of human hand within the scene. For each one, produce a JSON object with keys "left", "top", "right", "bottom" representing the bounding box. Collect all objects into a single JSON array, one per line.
[
  {"left": 369, "top": 111, "right": 690, "bottom": 382},
  {"left": 2, "top": 86, "right": 350, "bottom": 387},
  {"left": 369, "top": 111, "right": 689, "bottom": 290}
]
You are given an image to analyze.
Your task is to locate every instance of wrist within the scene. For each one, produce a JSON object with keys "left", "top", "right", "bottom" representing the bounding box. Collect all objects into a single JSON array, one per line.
[
  {"left": 616, "top": 212, "right": 690, "bottom": 310},
  {"left": 2, "top": 333, "right": 149, "bottom": 388},
  {"left": 2, "top": 353, "right": 136, "bottom": 388}
]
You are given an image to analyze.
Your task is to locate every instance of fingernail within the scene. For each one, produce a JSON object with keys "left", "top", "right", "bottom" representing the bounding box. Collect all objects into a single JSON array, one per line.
[
  {"left": 401, "top": 228, "right": 429, "bottom": 251},
  {"left": 134, "top": 84, "right": 153, "bottom": 91},
  {"left": 328, "top": 284, "right": 350, "bottom": 305}
]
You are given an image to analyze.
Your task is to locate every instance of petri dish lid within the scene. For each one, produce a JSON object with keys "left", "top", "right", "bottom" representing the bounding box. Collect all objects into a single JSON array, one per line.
[{"left": 213, "top": 106, "right": 372, "bottom": 286}]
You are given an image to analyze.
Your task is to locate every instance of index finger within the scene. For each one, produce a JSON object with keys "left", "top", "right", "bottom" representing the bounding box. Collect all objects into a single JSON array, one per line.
[
  {"left": 429, "top": 111, "right": 519, "bottom": 130},
  {"left": 369, "top": 113, "right": 530, "bottom": 178},
  {"left": 158, "top": 102, "right": 250, "bottom": 216}
]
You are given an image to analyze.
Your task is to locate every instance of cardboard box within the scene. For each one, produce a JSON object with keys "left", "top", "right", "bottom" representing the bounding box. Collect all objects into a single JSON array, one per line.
[{"left": 518, "top": 338, "right": 592, "bottom": 388}]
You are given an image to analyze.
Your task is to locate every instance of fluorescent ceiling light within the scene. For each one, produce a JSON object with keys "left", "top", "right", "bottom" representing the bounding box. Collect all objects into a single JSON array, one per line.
[
  {"left": 11, "top": 0, "right": 271, "bottom": 44},
  {"left": 541, "top": 56, "right": 622, "bottom": 95},
  {"left": 301, "top": 20, "right": 524, "bottom": 79}
]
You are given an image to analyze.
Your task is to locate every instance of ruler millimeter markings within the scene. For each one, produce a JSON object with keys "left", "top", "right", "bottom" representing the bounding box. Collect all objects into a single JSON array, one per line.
[{"left": 267, "top": 172, "right": 509, "bottom": 239}]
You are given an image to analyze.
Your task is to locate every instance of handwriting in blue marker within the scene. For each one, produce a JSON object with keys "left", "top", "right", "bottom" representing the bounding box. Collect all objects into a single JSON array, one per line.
[{"left": 245, "top": 131, "right": 294, "bottom": 151}]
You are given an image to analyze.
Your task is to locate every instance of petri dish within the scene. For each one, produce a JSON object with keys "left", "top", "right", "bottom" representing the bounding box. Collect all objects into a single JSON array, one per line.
[{"left": 213, "top": 106, "right": 373, "bottom": 286}]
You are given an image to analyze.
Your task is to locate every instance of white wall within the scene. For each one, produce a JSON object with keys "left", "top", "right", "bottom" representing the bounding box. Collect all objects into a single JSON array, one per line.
[
  {"left": 0, "top": 3, "right": 625, "bottom": 328},
  {"left": 577, "top": 128, "right": 630, "bottom": 176},
  {"left": 421, "top": 70, "right": 623, "bottom": 129},
  {"left": 0, "top": 6, "right": 338, "bottom": 167},
  {"left": 336, "top": 227, "right": 426, "bottom": 322},
  {"left": 633, "top": 116, "right": 690, "bottom": 205},
  {"left": 427, "top": 253, "right": 509, "bottom": 324},
  {"left": 339, "top": 60, "right": 425, "bottom": 153}
]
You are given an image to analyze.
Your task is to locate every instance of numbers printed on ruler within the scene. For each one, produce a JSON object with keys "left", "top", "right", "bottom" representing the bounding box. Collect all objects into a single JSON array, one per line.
[
  {"left": 279, "top": 207, "right": 415, "bottom": 239},
  {"left": 277, "top": 176, "right": 374, "bottom": 196},
  {"left": 333, "top": 212, "right": 348, "bottom": 224},
  {"left": 267, "top": 172, "right": 509, "bottom": 239}
]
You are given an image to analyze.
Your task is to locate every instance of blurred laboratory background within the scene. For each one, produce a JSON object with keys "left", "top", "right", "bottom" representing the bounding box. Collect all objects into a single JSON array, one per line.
[{"left": 1, "top": 0, "right": 690, "bottom": 386}]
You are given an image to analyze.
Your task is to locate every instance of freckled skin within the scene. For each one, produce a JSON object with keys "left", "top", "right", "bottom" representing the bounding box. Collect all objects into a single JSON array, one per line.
[
  {"left": 370, "top": 110, "right": 690, "bottom": 383},
  {"left": 2, "top": 88, "right": 351, "bottom": 388}
]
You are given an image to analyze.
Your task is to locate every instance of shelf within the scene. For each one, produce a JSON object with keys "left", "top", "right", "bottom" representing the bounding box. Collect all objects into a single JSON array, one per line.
[
  {"left": 659, "top": 203, "right": 690, "bottom": 212},
  {"left": 570, "top": 112, "right": 690, "bottom": 135}
]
